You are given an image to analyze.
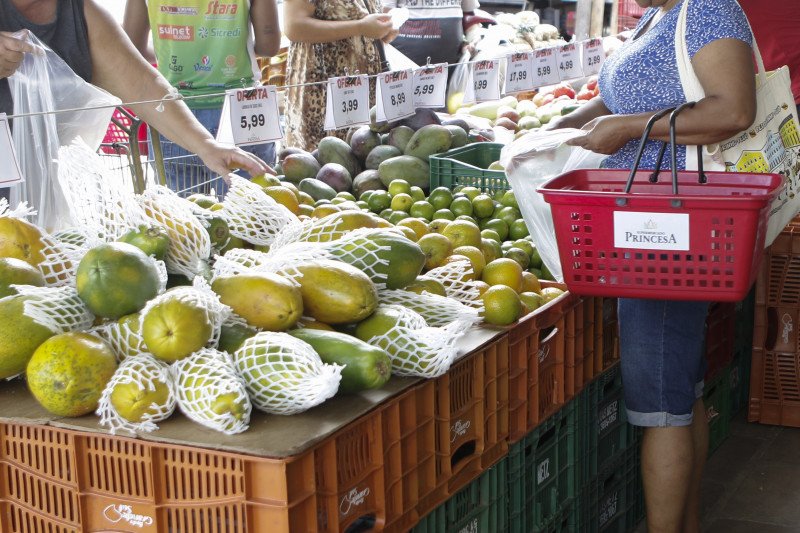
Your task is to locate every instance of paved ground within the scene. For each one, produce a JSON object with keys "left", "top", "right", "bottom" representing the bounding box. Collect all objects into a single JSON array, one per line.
[{"left": 634, "top": 414, "right": 800, "bottom": 532}]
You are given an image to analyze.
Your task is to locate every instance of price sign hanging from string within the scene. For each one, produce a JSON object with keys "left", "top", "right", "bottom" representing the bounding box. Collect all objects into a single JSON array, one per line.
[
  {"left": 217, "top": 86, "right": 283, "bottom": 146},
  {"left": 411, "top": 63, "right": 448, "bottom": 109},
  {"left": 504, "top": 51, "right": 534, "bottom": 94},
  {"left": 472, "top": 59, "right": 501, "bottom": 103},
  {"left": 531, "top": 47, "right": 560, "bottom": 87},
  {"left": 557, "top": 43, "right": 583, "bottom": 81},
  {"left": 324, "top": 74, "right": 370, "bottom": 130},
  {"left": 375, "top": 69, "right": 414, "bottom": 123},
  {"left": 582, "top": 38, "right": 605, "bottom": 76},
  {"left": 0, "top": 114, "right": 23, "bottom": 187}
]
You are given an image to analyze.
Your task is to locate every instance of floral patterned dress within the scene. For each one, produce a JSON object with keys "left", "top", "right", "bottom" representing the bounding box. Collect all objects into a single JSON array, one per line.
[{"left": 285, "top": 0, "right": 383, "bottom": 150}]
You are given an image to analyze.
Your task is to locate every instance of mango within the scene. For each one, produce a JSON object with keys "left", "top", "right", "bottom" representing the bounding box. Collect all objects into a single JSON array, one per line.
[
  {"left": 352, "top": 170, "right": 385, "bottom": 198},
  {"left": 387, "top": 126, "right": 415, "bottom": 153},
  {"left": 317, "top": 136, "right": 361, "bottom": 177},
  {"left": 445, "top": 125, "right": 469, "bottom": 149},
  {"left": 282, "top": 152, "right": 320, "bottom": 184},
  {"left": 350, "top": 126, "right": 382, "bottom": 161},
  {"left": 404, "top": 125, "right": 453, "bottom": 160},
  {"left": 316, "top": 163, "right": 352, "bottom": 193},
  {"left": 366, "top": 145, "right": 401, "bottom": 170},
  {"left": 378, "top": 155, "right": 430, "bottom": 190},
  {"left": 298, "top": 178, "right": 337, "bottom": 202}
]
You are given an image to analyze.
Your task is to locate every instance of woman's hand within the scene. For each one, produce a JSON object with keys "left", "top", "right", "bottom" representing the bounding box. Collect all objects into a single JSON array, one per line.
[
  {"left": 566, "top": 115, "right": 635, "bottom": 155},
  {"left": 196, "top": 141, "right": 276, "bottom": 184},
  {"left": 359, "top": 14, "right": 393, "bottom": 40},
  {"left": 0, "top": 30, "right": 40, "bottom": 79}
]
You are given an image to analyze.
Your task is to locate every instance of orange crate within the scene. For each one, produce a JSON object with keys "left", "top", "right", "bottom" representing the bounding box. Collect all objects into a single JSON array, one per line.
[
  {"left": 382, "top": 381, "right": 436, "bottom": 533},
  {"left": 418, "top": 350, "right": 485, "bottom": 517},
  {"left": 565, "top": 297, "right": 599, "bottom": 400},
  {"left": 704, "top": 302, "right": 736, "bottom": 380},
  {"left": 602, "top": 298, "right": 620, "bottom": 369},
  {"left": 481, "top": 333, "right": 510, "bottom": 470}
]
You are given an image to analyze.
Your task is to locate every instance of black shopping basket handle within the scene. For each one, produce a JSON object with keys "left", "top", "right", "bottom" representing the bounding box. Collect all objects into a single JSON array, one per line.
[{"left": 620, "top": 102, "right": 708, "bottom": 205}]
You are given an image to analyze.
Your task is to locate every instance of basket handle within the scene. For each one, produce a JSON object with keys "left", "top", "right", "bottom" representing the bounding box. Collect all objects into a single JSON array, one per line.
[{"left": 623, "top": 102, "right": 706, "bottom": 197}]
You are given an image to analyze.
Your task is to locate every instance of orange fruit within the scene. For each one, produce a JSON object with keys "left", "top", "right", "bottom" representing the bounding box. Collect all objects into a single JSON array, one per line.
[
  {"left": 397, "top": 218, "right": 429, "bottom": 241},
  {"left": 395, "top": 225, "right": 418, "bottom": 242},
  {"left": 441, "top": 219, "right": 482, "bottom": 248},
  {"left": 472, "top": 280, "right": 491, "bottom": 296},
  {"left": 452, "top": 245, "right": 487, "bottom": 279},
  {"left": 417, "top": 233, "right": 453, "bottom": 270},
  {"left": 521, "top": 271, "right": 542, "bottom": 293},
  {"left": 481, "top": 285, "right": 523, "bottom": 326},
  {"left": 441, "top": 254, "right": 476, "bottom": 280},
  {"left": 482, "top": 258, "right": 524, "bottom": 292}
]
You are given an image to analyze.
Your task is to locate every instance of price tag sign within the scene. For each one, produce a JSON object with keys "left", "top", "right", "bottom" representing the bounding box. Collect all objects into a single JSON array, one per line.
[
  {"left": 505, "top": 51, "right": 534, "bottom": 94},
  {"left": 582, "top": 38, "right": 605, "bottom": 76},
  {"left": 472, "top": 59, "right": 501, "bottom": 103},
  {"left": 218, "top": 86, "right": 283, "bottom": 146},
  {"left": 324, "top": 74, "right": 370, "bottom": 130},
  {"left": 375, "top": 69, "right": 414, "bottom": 123},
  {"left": 557, "top": 43, "right": 583, "bottom": 81},
  {"left": 411, "top": 63, "right": 447, "bottom": 109},
  {"left": 0, "top": 114, "right": 24, "bottom": 186},
  {"left": 532, "top": 47, "right": 560, "bottom": 87}
]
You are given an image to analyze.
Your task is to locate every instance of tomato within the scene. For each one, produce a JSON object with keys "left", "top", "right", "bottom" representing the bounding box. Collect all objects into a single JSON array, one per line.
[
  {"left": 552, "top": 84, "right": 576, "bottom": 99},
  {"left": 586, "top": 77, "right": 598, "bottom": 91}
]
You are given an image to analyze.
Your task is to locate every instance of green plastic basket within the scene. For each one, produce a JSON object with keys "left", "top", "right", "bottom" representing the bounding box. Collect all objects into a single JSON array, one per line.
[
  {"left": 705, "top": 365, "right": 732, "bottom": 456},
  {"left": 429, "top": 143, "right": 509, "bottom": 194}
]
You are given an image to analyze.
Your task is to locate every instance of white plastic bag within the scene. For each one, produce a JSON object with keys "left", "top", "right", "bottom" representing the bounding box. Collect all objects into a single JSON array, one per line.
[
  {"left": 8, "top": 32, "right": 119, "bottom": 231},
  {"left": 500, "top": 129, "right": 605, "bottom": 282}
]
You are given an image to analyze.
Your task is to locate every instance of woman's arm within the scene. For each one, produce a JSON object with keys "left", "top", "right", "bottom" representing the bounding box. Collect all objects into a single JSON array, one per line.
[
  {"left": 570, "top": 38, "right": 756, "bottom": 154},
  {"left": 545, "top": 95, "right": 612, "bottom": 130},
  {"left": 121, "top": 0, "right": 155, "bottom": 64},
  {"left": 250, "top": 0, "right": 282, "bottom": 57},
  {"left": 283, "top": 0, "right": 392, "bottom": 44},
  {"left": 85, "top": 0, "right": 270, "bottom": 176}
]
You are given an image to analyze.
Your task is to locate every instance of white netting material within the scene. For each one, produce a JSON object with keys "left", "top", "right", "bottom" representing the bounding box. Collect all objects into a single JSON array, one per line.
[
  {"left": 233, "top": 332, "right": 342, "bottom": 415},
  {"left": 57, "top": 142, "right": 147, "bottom": 241},
  {"left": 97, "top": 354, "right": 176, "bottom": 435},
  {"left": 173, "top": 348, "right": 251, "bottom": 435},
  {"left": 16, "top": 285, "right": 94, "bottom": 333},
  {"left": 221, "top": 176, "right": 299, "bottom": 246},
  {"left": 379, "top": 289, "right": 482, "bottom": 327},
  {"left": 137, "top": 186, "right": 211, "bottom": 278},
  {"left": 212, "top": 245, "right": 329, "bottom": 286},
  {"left": 37, "top": 232, "right": 88, "bottom": 287},
  {"left": 139, "top": 277, "right": 230, "bottom": 349},
  {"left": 361, "top": 304, "right": 469, "bottom": 378},
  {"left": 270, "top": 211, "right": 355, "bottom": 249},
  {"left": 425, "top": 259, "right": 483, "bottom": 310},
  {"left": 90, "top": 318, "right": 147, "bottom": 362}
]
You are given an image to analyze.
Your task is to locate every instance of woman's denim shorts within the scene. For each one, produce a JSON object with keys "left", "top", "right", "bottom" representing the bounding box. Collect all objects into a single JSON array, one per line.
[{"left": 618, "top": 298, "right": 710, "bottom": 427}]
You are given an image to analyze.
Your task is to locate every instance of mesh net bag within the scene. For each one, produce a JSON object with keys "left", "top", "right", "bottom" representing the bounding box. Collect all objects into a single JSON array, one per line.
[
  {"left": 270, "top": 210, "right": 378, "bottom": 249},
  {"left": 57, "top": 141, "right": 147, "bottom": 242},
  {"left": 139, "top": 277, "right": 230, "bottom": 350},
  {"left": 424, "top": 259, "right": 483, "bottom": 310},
  {"left": 90, "top": 315, "right": 147, "bottom": 362},
  {"left": 37, "top": 232, "right": 87, "bottom": 287},
  {"left": 16, "top": 285, "right": 94, "bottom": 333},
  {"left": 173, "top": 348, "right": 251, "bottom": 435},
  {"left": 361, "top": 304, "right": 469, "bottom": 378},
  {"left": 221, "top": 176, "right": 299, "bottom": 247},
  {"left": 379, "top": 289, "right": 481, "bottom": 327},
  {"left": 97, "top": 353, "right": 176, "bottom": 435},
  {"left": 233, "top": 332, "right": 342, "bottom": 415},
  {"left": 137, "top": 186, "right": 211, "bottom": 278}
]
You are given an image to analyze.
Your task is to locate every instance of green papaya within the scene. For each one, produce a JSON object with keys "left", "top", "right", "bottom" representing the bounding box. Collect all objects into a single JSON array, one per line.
[
  {"left": 328, "top": 230, "right": 425, "bottom": 289},
  {"left": 404, "top": 125, "right": 453, "bottom": 160},
  {"left": 118, "top": 225, "right": 170, "bottom": 260},
  {"left": 288, "top": 328, "right": 391, "bottom": 393}
]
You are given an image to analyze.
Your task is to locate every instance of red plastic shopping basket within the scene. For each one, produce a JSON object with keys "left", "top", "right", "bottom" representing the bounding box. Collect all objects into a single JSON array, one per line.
[{"left": 539, "top": 104, "right": 784, "bottom": 302}]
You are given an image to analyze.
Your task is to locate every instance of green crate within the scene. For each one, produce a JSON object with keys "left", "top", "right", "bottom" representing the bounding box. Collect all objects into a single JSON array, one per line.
[
  {"left": 508, "top": 398, "right": 579, "bottom": 533},
  {"left": 537, "top": 497, "right": 580, "bottom": 532},
  {"left": 429, "top": 143, "right": 508, "bottom": 194},
  {"left": 729, "top": 346, "right": 752, "bottom": 419},
  {"left": 733, "top": 287, "right": 756, "bottom": 359},
  {"left": 705, "top": 365, "right": 732, "bottom": 456},
  {"left": 413, "top": 458, "right": 507, "bottom": 533},
  {"left": 580, "top": 365, "right": 633, "bottom": 485},
  {"left": 579, "top": 445, "right": 642, "bottom": 533}
]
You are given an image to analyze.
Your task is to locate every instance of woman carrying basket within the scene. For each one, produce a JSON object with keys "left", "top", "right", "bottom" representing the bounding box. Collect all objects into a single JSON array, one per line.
[{"left": 546, "top": 0, "right": 756, "bottom": 531}]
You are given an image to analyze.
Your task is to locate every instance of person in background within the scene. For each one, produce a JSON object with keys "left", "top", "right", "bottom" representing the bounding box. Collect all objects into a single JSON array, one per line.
[
  {"left": 738, "top": 0, "right": 800, "bottom": 114},
  {"left": 546, "top": 0, "right": 755, "bottom": 531},
  {"left": 283, "top": 0, "right": 394, "bottom": 151},
  {"left": 123, "top": 0, "right": 280, "bottom": 195},
  {"left": 0, "top": 0, "right": 270, "bottom": 204},
  {"left": 381, "top": 0, "right": 478, "bottom": 67}
]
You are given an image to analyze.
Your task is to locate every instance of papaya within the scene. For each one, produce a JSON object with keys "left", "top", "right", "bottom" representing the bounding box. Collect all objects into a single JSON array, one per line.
[
  {"left": 378, "top": 155, "right": 430, "bottom": 190},
  {"left": 288, "top": 328, "right": 391, "bottom": 393},
  {"left": 282, "top": 152, "right": 321, "bottom": 184},
  {"left": 317, "top": 136, "right": 361, "bottom": 177},
  {"left": 365, "top": 145, "right": 402, "bottom": 171},
  {"left": 0, "top": 216, "right": 46, "bottom": 267},
  {"left": 0, "top": 295, "right": 54, "bottom": 379},
  {"left": 387, "top": 125, "right": 415, "bottom": 153},
  {"left": 76, "top": 242, "right": 161, "bottom": 320},
  {"left": 300, "top": 211, "right": 384, "bottom": 242},
  {"left": 404, "top": 124, "right": 453, "bottom": 160},
  {"left": 118, "top": 225, "right": 170, "bottom": 260},
  {"left": 211, "top": 273, "right": 303, "bottom": 331},
  {"left": 0, "top": 257, "right": 45, "bottom": 297},
  {"left": 186, "top": 193, "right": 217, "bottom": 209},
  {"left": 328, "top": 230, "right": 426, "bottom": 289},
  {"left": 205, "top": 217, "right": 231, "bottom": 249},
  {"left": 218, "top": 323, "right": 258, "bottom": 354},
  {"left": 350, "top": 125, "right": 382, "bottom": 161},
  {"left": 299, "top": 178, "right": 337, "bottom": 202},
  {"left": 295, "top": 260, "right": 378, "bottom": 324}
]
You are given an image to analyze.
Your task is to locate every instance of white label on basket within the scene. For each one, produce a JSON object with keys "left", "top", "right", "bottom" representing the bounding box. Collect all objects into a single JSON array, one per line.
[
  {"left": 613, "top": 212, "right": 690, "bottom": 251},
  {"left": 339, "top": 486, "right": 371, "bottom": 516},
  {"left": 537, "top": 458, "right": 551, "bottom": 484},
  {"left": 459, "top": 519, "right": 479, "bottom": 533},
  {"left": 219, "top": 86, "right": 283, "bottom": 146},
  {"left": 451, "top": 419, "right": 471, "bottom": 443},
  {"left": 412, "top": 63, "right": 448, "bottom": 109},
  {"left": 0, "top": 114, "right": 23, "bottom": 186},
  {"left": 324, "top": 75, "right": 370, "bottom": 130},
  {"left": 600, "top": 491, "right": 620, "bottom": 527},
  {"left": 375, "top": 69, "right": 415, "bottom": 123},
  {"left": 103, "top": 504, "right": 154, "bottom": 528},
  {"left": 599, "top": 399, "right": 619, "bottom": 432}
]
